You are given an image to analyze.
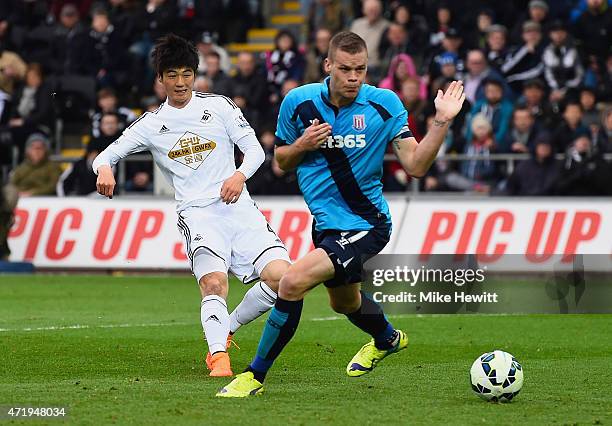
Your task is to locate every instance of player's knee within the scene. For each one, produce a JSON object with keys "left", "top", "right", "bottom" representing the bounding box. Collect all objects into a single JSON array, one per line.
[
  {"left": 199, "top": 273, "right": 227, "bottom": 297},
  {"left": 259, "top": 260, "right": 289, "bottom": 293},
  {"left": 278, "top": 271, "right": 307, "bottom": 299}
]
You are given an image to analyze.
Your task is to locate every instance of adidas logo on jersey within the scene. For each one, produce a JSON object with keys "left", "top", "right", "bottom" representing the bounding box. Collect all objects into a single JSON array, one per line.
[
  {"left": 205, "top": 315, "right": 221, "bottom": 323},
  {"left": 159, "top": 125, "right": 170, "bottom": 134}
]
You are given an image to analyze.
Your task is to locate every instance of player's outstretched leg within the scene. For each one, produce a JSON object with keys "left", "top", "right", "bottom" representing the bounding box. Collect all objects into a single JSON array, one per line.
[
  {"left": 337, "top": 290, "right": 408, "bottom": 376},
  {"left": 207, "top": 260, "right": 288, "bottom": 369},
  {"left": 199, "top": 271, "right": 233, "bottom": 377},
  {"left": 217, "top": 250, "right": 334, "bottom": 397},
  {"left": 228, "top": 281, "right": 277, "bottom": 335}
]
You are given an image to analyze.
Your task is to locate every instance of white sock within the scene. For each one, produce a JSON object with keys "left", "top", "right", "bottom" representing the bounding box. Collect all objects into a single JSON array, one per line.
[
  {"left": 201, "top": 295, "right": 230, "bottom": 354},
  {"left": 229, "top": 282, "right": 277, "bottom": 334}
]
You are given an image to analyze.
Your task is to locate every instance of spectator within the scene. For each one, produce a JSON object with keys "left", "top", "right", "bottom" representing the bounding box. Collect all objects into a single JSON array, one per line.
[
  {"left": 551, "top": 101, "right": 588, "bottom": 152},
  {"left": 428, "top": 3, "right": 454, "bottom": 50},
  {"left": 224, "top": 0, "right": 254, "bottom": 43},
  {"left": 519, "top": 78, "right": 557, "bottom": 128},
  {"left": 49, "top": 1, "right": 94, "bottom": 21},
  {"left": 107, "top": 0, "right": 136, "bottom": 45},
  {"left": 0, "top": 43, "right": 26, "bottom": 132},
  {"left": 195, "top": 31, "right": 231, "bottom": 75},
  {"left": 350, "top": 0, "right": 390, "bottom": 79},
  {"left": 445, "top": 113, "right": 498, "bottom": 193},
  {"left": 304, "top": 27, "right": 331, "bottom": 83},
  {"left": 505, "top": 133, "right": 560, "bottom": 195},
  {"left": 6, "top": 63, "right": 53, "bottom": 159},
  {"left": 193, "top": 75, "right": 210, "bottom": 93},
  {"left": 249, "top": 129, "right": 300, "bottom": 195},
  {"left": 232, "top": 51, "right": 269, "bottom": 124},
  {"left": 501, "top": 106, "right": 542, "bottom": 153},
  {"left": 266, "top": 29, "right": 304, "bottom": 98},
  {"left": 83, "top": 5, "right": 129, "bottom": 89},
  {"left": 141, "top": 79, "right": 166, "bottom": 111},
  {"left": 91, "top": 88, "right": 136, "bottom": 138},
  {"left": 131, "top": 0, "right": 177, "bottom": 91},
  {"left": 465, "top": 78, "right": 514, "bottom": 144},
  {"left": 204, "top": 51, "right": 232, "bottom": 97},
  {"left": 50, "top": 3, "right": 88, "bottom": 75},
  {"left": 589, "top": 108, "right": 612, "bottom": 154},
  {"left": 484, "top": 25, "right": 509, "bottom": 71},
  {"left": 392, "top": 4, "right": 428, "bottom": 50},
  {"left": 268, "top": 78, "right": 300, "bottom": 127},
  {"left": 379, "top": 23, "right": 417, "bottom": 75},
  {"left": 425, "top": 28, "right": 465, "bottom": 81},
  {"left": 125, "top": 162, "right": 153, "bottom": 193},
  {"left": 0, "top": 44, "right": 27, "bottom": 98},
  {"left": 543, "top": 20, "right": 584, "bottom": 103},
  {"left": 0, "top": 175, "right": 17, "bottom": 259},
  {"left": 400, "top": 78, "right": 426, "bottom": 139},
  {"left": 462, "top": 49, "right": 507, "bottom": 103},
  {"left": 432, "top": 52, "right": 460, "bottom": 93},
  {"left": 573, "top": 0, "right": 612, "bottom": 61},
  {"left": 307, "top": 0, "right": 351, "bottom": 37},
  {"left": 192, "top": 0, "right": 224, "bottom": 42},
  {"left": 501, "top": 20, "right": 545, "bottom": 96},
  {"left": 579, "top": 86, "right": 600, "bottom": 127},
  {"left": 465, "top": 8, "right": 494, "bottom": 51},
  {"left": 511, "top": 0, "right": 551, "bottom": 44},
  {"left": 603, "top": 107, "right": 612, "bottom": 145},
  {"left": 556, "top": 134, "right": 612, "bottom": 195},
  {"left": 8, "top": 133, "right": 61, "bottom": 196},
  {"left": 378, "top": 54, "right": 425, "bottom": 99},
  {"left": 57, "top": 137, "right": 106, "bottom": 196},
  {"left": 90, "top": 111, "right": 121, "bottom": 151}
]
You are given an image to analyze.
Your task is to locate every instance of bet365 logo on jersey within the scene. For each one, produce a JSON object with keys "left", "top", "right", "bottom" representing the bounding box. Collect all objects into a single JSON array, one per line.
[{"left": 323, "top": 134, "right": 366, "bottom": 149}]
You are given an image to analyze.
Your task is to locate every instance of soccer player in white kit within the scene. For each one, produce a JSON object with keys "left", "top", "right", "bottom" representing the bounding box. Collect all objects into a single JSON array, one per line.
[{"left": 92, "top": 34, "right": 291, "bottom": 377}]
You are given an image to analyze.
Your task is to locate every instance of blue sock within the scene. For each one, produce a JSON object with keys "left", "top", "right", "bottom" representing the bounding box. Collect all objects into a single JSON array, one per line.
[
  {"left": 246, "top": 297, "right": 303, "bottom": 382},
  {"left": 346, "top": 291, "right": 398, "bottom": 350}
]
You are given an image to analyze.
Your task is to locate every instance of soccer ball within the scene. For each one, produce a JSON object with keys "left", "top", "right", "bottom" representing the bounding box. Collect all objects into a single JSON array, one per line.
[{"left": 470, "top": 350, "right": 523, "bottom": 402}]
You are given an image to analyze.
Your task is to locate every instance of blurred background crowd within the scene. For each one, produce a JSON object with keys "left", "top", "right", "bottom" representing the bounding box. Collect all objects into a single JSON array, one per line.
[{"left": 0, "top": 0, "right": 611, "bottom": 202}]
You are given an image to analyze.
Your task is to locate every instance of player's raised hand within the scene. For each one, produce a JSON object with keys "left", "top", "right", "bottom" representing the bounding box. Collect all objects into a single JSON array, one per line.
[
  {"left": 220, "top": 171, "right": 246, "bottom": 204},
  {"left": 297, "top": 118, "right": 332, "bottom": 151},
  {"left": 96, "top": 165, "right": 116, "bottom": 199},
  {"left": 434, "top": 80, "right": 465, "bottom": 122}
]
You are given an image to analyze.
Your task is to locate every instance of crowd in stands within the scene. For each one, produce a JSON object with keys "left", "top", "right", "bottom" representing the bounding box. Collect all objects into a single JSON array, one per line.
[{"left": 0, "top": 0, "right": 611, "bottom": 202}]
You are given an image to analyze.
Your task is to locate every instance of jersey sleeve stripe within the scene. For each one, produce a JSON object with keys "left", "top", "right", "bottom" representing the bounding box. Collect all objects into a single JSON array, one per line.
[
  {"left": 368, "top": 101, "right": 392, "bottom": 122},
  {"left": 127, "top": 112, "right": 148, "bottom": 129},
  {"left": 195, "top": 92, "right": 238, "bottom": 109}
]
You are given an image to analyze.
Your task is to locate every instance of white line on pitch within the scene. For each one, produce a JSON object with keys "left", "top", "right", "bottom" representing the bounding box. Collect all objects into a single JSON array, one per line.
[{"left": 0, "top": 322, "right": 192, "bottom": 333}]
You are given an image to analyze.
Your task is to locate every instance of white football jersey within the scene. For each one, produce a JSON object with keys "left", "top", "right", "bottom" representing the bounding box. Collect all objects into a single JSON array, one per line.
[{"left": 93, "top": 92, "right": 256, "bottom": 211}]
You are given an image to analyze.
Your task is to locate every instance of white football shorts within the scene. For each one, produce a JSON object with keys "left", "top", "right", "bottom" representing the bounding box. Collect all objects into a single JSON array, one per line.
[{"left": 177, "top": 196, "right": 290, "bottom": 283}]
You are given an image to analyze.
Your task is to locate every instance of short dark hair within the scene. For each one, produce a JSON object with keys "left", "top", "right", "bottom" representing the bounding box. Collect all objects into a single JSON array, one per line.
[
  {"left": 151, "top": 34, "right": 198, "bottom": 77},
  {"left": 328, "top": 31, "right": 367, "bottom": 60}
]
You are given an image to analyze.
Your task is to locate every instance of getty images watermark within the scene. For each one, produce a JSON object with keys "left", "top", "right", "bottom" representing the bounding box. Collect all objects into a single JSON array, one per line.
[
  {"left": 371, "top": 264, "right": 497, "bottom": 304},
  {"left": 361, "top": 254, "right": 612, "bottom": 314}
]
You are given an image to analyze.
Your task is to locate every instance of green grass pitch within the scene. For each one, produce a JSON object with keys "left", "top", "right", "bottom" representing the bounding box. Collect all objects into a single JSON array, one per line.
[{"left": 0, "top": 275, "right": 611, "bottom": 425}]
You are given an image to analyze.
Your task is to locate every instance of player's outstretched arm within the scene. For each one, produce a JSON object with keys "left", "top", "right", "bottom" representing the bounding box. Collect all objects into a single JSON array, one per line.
[
  {"left": 275, "top": 119, "right": 332, "bottom": 171},
  {"left": 393, "top": 81, "right": 465, "bottom": 177}
]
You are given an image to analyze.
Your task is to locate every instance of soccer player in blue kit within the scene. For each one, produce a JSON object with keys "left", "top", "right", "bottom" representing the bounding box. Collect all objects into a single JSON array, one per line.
[{"left": 218, "top": 31, "right": 465, "bottom": 397}]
